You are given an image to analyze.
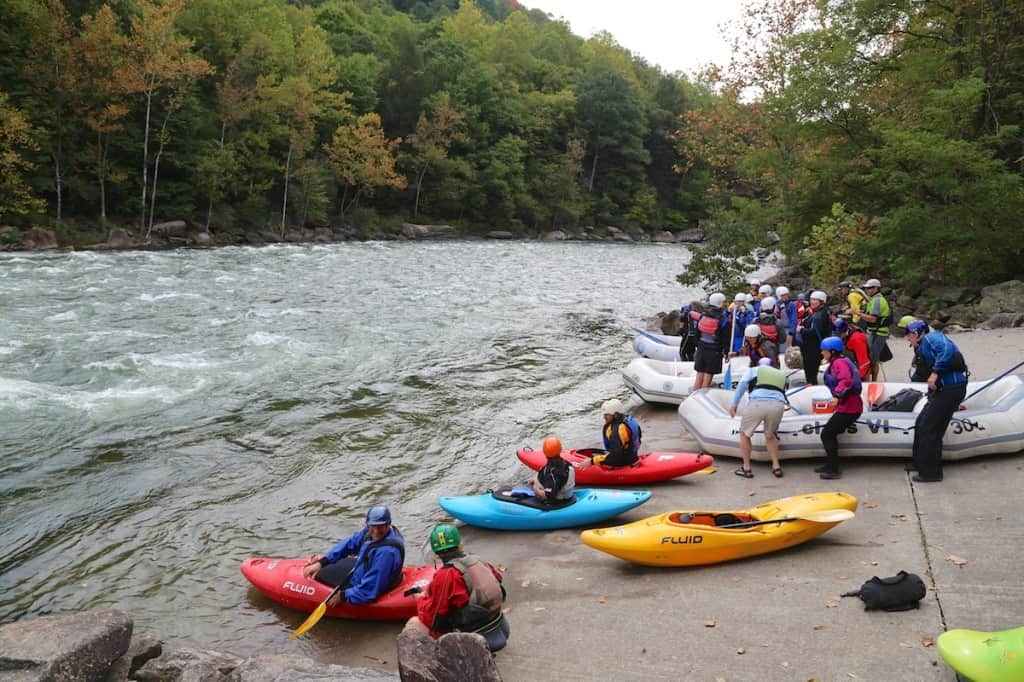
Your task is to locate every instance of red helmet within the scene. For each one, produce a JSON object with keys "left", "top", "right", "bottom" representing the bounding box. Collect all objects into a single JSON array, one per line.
[{"left": 542, "top": 436, "right": 562, "bottom": 458}]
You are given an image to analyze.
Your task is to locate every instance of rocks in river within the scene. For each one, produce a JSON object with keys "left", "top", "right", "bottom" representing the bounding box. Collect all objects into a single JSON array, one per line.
[
  {"left": 0, "top": 610, "right": 396, "bottom": 682},
  {"left": 0, "top": 610, "right": 132, "bottom": 681},
  {"left": 150, "top": 220, "right": 188, "bottom": 238},
  {"left": 106, "top": 228, "right": 134, "bottom": 249},
  {"left": 541, "top": 230, "right": 565, "bottom": 241},
  {"left": 652, "top": 231, "right": 676, "bottom": 243},
  {"left": 673, "top": 228, "right": 705, "bottom": 243},
  {"left": 396, "top": 628, "right": 501, "bottom": 682},
  {"left": 400, "top": 223, "right": 457, "bottom": 239}
]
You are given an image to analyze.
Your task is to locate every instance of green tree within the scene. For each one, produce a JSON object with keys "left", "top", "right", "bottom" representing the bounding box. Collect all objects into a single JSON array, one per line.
[{"left": 0, "top": 91, "right": 46, "bottom": 222}]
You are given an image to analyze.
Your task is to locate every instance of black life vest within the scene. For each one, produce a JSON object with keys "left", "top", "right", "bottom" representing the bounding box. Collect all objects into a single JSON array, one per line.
[{"left": 359, "top": 528, "right": 405, "bottom": 592}]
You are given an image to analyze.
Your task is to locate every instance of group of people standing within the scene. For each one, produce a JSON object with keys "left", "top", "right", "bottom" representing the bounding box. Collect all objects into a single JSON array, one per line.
[{"left": 683, "top": 277, "right": 968, "bottom": 483}]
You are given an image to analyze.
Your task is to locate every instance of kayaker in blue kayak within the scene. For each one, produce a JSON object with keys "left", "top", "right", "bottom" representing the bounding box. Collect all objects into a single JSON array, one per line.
[
  {"left": 531, "top": 436, "right": 575, "bottom": 502},
  {"left": 301, "top": 505, "right": 405, "bottom": 606}
]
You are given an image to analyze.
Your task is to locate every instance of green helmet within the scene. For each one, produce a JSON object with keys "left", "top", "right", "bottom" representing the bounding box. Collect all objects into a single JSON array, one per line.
[
  {"left": 429, "top": 524, "right": 461, "bottom": 553},
  {"left": 897, "top": 315, "right": 917, "bottom": 328}
]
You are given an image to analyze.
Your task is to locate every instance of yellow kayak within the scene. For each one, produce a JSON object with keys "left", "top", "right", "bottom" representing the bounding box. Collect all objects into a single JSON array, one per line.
[{"left": 580, "top": 492, "right": 858, "bottom": 567}]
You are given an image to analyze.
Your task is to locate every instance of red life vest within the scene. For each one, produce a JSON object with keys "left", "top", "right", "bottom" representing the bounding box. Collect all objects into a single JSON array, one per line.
[
  {"left": 698, "top": 315, "right": 720, "bottom": 336},
  {"left": 757, "top": 315, "right": 779, "bottom": 341}
]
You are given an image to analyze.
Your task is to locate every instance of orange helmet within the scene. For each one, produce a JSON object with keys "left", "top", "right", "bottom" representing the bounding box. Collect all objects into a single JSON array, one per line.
[{"left": 542, "top": 436, "right": 562, "bottom": 458}]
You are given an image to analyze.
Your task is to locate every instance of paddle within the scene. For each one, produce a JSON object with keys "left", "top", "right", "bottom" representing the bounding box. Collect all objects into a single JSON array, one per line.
[
  {"left": 962, "top": 357, "right": 1024, "bottom": 402},
  {"left": 290, "top": 583, "right": 342, "bottom": 639},
  {"left": 719, "top": 508, "right": 855, "bottom": 529},
  {"left": 866, "top": 382, "right": 884, "bottom": 407},
  {"left": 784, "top": 383, "right": 811, "bottom": 415},
  {"left": 633, "top": 327, "right": 673, "bottom": 346}
]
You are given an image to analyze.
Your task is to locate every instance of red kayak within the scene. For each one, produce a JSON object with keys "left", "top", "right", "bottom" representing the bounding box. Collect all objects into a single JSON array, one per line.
[
  {"left": 241, "top": 557, "right": 437, "bottom": 621},
  {"left": 517, "top": 447, "right": 713, "bottom": 485}
]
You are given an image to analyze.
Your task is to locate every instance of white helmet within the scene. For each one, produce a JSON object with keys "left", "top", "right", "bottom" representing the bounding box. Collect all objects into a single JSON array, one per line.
[
  {"left": 708, "top": 292, "right": 726, "bottom": 308},
  {"left": 761, "top": 296, "right": 777, "bottom": 310},
  {"left": 810, "top": 290, "right": 827, "bottom": 302},
  {"left": 734, "top": 292, "right": 746, "bottom": 302},
  {"left": 749, "top": 278, "right": 761, "bottom": 286},
  {"left": 758, "top": 284, "right": 773, "bottom": 296},
  {"left": 601, "top": 398, "right": 623, "bottom": 415},
  {"left": 775, "top": 286, "right": 790, "bottom": 297},
  {"left": 744, "top": 324, "right": 761, "bottom": 338},
  {"left": 744, "top": 293, "right": 754, "bottom": 302}
]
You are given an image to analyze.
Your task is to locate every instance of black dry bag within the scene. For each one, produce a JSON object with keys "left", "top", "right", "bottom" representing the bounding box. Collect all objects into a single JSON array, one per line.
[{"left": 841, "top": 571, "right": 927, "bottom": 611}]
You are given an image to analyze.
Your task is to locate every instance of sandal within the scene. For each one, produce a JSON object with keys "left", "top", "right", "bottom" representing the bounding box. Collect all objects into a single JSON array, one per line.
[
  {"left": 734, "top": 467, "right": 754, "bottom": 478},
  {"left": 772, "top": 467, "right": 784, "bottom": 478}
]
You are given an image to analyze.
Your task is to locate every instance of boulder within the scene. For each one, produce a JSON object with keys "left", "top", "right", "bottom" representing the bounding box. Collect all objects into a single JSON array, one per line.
[
  {"left": 106, "top": 633, "right": 162, "bottom": 682},
  {"left": 978, "top": 280, "right": 1024, "bottom": 317},
  {"left": 192, "top": 231, "right": 213, "bottom": 246},
  {"left": 0, "top": 610, "right": 132, "bottom": 681},
  {"left": 23, "top": 227, "right": 58, "bottom": 250},
  {"left": 396, "top": 629, "right": 501, "bottom": 682},
  {"left": 659, "top": 309, "right": 681, "bottom": 335},
  {"left": 675, "top": 228, "right": 705, "bottom": 243},
  {"left": 312, "top": 228, "right": 333, "bottom": 243},
  {"left": 612, "top": 231, "right": 633, "bottom": 242},
  {"left": 487, "top": 230, "right": 515, "bottom": 239},
  {"left": 105, "top": 228, "right": 134, "bottom": 249},
  {"left": 401, "top": 223, "right": 456, "bottom": 239},
  {"left": 980, "top": 312, "right": 1024, "bottom": 329},
  {"left": 133, "top": 646, "right": 242, "bottom": 682},
  {"left": 766, "top": 230, "right": 781, "bottom": 245},
  {"left": 150, "top": 220, "right": 188, "bottom": 238},
  {"left": 228, "top": 654, "right": 396, "bottom": 681},
  {"left": 940, "top": 304, "right": 984, "bottom": 328},
  {"left": 541, "top": 230, "right": 565, "bottom": 241},
  {"left": 652, "top": 231, "right": 676, "bottom": 243}
]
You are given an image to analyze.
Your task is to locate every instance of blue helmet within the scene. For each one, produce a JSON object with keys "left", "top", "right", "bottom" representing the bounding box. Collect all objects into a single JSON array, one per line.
[
  {"left": 821, "top": 336, "right": 845, "bottom": 353},
  {"left": 832, "top": 318, "right": 849, "bottom": 334},
  {"left": 906, "top": 320, "right": 930, "bottom": 337},
  {"left": 366, "top": 505, "right": 391, "bottom": 525}
]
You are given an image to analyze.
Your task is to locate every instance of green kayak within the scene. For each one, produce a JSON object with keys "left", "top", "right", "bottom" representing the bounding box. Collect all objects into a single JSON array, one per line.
[{"left": 937, "top": 626, "right": 1024, "bottom": 682}]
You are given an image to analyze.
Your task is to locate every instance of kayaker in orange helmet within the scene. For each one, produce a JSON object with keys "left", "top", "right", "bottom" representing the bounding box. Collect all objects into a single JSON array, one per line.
[{"left": 531, "top": 436, "right": 575, "bottom": 501}]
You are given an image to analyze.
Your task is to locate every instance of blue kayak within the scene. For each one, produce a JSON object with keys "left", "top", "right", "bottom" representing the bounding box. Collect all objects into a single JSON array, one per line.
[{"left": 438, "top": 487, "right": 652, "bottom": 531}]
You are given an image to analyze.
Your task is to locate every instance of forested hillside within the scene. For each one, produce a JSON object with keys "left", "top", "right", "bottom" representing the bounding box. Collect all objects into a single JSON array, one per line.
[{"left": 1, "top": 0, "right": 1021, "bottom": 286}]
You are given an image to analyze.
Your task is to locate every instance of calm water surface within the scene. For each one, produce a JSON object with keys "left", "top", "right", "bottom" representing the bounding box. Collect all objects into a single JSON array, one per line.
[{"left": 1, "top": 240, "right": 724, "bottom": 655}]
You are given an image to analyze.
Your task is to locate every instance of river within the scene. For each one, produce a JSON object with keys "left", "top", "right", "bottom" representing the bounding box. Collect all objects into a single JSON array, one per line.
[{"left": 1, "top": 240, "right": 750, "bottom": 656}]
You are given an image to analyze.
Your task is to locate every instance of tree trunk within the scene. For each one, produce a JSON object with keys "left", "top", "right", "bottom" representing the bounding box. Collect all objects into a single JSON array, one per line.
[
  {"left": 146, "top": 109, "right": 174, "bottom": 239},
  {"left": 413, "top": 162, "right": 429, "bottom": 219},
  {"left": 205, "top": 120, "right": 226, "bottom": 232},
  {"left": 588, "top": 148, "right": 598, "bottom": 193},
  {"left": 141, "top": 87, "right": 153, "bottom": 229},
  {"left": 281, "top": 141, "right": 292, "bottom": 237},
  {"left": 97, "top": 130, "right": 107, "bottom": 226},
  {"left": 52, "top": 152, "right": 62, "bottom": 224}
]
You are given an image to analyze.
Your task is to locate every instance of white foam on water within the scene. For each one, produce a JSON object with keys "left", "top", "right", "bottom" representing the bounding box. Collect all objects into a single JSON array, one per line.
[
  {"left": 46, "top": 311, "right": 79, "bottom": 322},
  {"left": 244, "top": 332, "right": 289, "bottom": 346},
  {"left": 0, "top": 341, "right": 25, "bottom": 355}
]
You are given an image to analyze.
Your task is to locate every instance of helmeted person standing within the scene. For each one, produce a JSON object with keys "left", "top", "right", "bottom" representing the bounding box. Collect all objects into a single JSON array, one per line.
[
  {"left": 860, "top": 278, "right": 892, "bottom": 381},
  {"left": 678, "top": 300, "right": 702, "bottom": 362},
  {"left": 797, "top": 291, "right": 833, "bottom": 385},
  {"left": 729, "top": 357, "right": 788, "bottom": 478},
  {"left": 839, "top": 280, "right": 868, "bottom": 330},
  {"left": 404, "top": 524, "right": 510, "bottom": 652},
  {"left": 584, "top": 398, "right": 641, "bottom": 468},
  {"left": 897, "top": 315, "right": 933, "bottom": 382},
  {"left": 728, "top": 292, "right": 755, "bottom": 355},
  {"left": 814, "top": 337, "right": 863, "bottom": 480},
  {"left": 302, "top": 505, "right": 405, "bottom": 606},
  {"left": 903, "top": 320, "right": 969, "bottom": 482},
  {"left": 532, "top": 436, "right": 575, "bottom": 501},
  {"left": 691, "top": 293, "right": 731, "bottom": 391},
  {"left": 775, "top": 286, "right": 797, "bottom": 349}
]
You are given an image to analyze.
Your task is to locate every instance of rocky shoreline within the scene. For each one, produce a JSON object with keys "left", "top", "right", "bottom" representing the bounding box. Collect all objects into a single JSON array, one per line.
[
  {"left": 0, "top": 610, "right": 502, "bottom": 681},
  {"left": 2, "top": 221, "right": 706, "bottom": 253}
]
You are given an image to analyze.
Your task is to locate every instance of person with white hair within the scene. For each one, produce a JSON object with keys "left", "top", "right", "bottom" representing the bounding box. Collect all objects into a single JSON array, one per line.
[
  {"left": 689, "top": 292, "right": 732, "bottom": 391},
  {"left": 797, "top": 290, "right": 833, "bottom": 385},
  {"left": 582, "top": 398, "right": 641, "bottom": 468}
]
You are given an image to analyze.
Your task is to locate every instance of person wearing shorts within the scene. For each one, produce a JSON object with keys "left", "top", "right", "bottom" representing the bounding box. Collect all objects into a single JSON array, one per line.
[{"left": 728, "top": 357, "right": 788, "bottom": 478}]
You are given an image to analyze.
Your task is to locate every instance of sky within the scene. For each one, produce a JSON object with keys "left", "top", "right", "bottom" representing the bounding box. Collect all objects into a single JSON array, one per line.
[{"left": 524, "top": 0, "right": 748, "bottom": 76}]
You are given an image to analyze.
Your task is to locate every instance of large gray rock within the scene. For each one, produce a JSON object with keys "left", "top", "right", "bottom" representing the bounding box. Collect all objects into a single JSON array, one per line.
[
  {"left": 978, "top": 280, "right": 1024, "bottom": 317},
  {"left": 396, "top": 629, "right": 501, "bottom": 682},
  {"left": 106, "top": 228, "right": 134, "bottom": 249},
  {"left": 192, "top": 232, "right": 213, "bottom": 246},
  {"left": 400, "top": 223, "right": 456, "bottom": 239},
  {"left": 106, "top": 633, "right": 162, "bottom": 682},
  {"left": 611, "top": 231, "right": 633, "bottom": 242},
  {"left": 132, "top": 646, "right": 242, "bottom": 682},
  {"left": 659, "top": 309, "right": 681, "bottom": 335},
  {"left": 541, "top": 230, "right": 565, "bottom": 241},
  {"left": 980, "top": 312, "right": 1024, "bottom": 329},
  {"left": 652, "top": 231, "right": 676, "bottom": 243},
  {"left": 150, "top": 221, "right": 188, "bottom": 238},
  {"left": 228, "top": 654, "right": 396, "bottom": 681},
  {"left": 23, "top": 227, "right": 58, "bottom": 250},
  {"left": 0, "top": 610, "right": 132, "bottom": 681},
  {"left": 675, "top": 228, "right": 705, "bottom": 243}
]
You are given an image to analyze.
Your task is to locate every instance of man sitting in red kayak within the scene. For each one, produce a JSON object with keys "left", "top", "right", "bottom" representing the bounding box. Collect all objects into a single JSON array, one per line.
[
  {"left": 581, "top": 399, "right": 641, "bottom": 468},
  {"left": 404, "top": 524, "right": 510, "bottom": 652},
  {"left": 302, "top": 505, "right": 405, "bottom": 606}
]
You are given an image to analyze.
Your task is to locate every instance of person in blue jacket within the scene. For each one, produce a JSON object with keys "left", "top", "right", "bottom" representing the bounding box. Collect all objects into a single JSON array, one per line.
[
  {"left": 302, "top": 505, "right": 405, "bottom": 605},
  {"left": 903, "top": 320, "right": 969, "bottom": 482},
  {"left": 728, "top": 292, "right": 755, "bottom": 355}
]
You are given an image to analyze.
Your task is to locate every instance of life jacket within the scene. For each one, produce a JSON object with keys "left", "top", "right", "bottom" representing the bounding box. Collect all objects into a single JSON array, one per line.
[
  {"left": 359, "top": 528, "right": 406, "bottom": 592},
  {"left": 756, "top": 313, "right": 780, "bottom": 341},
  {"left": 866, "top": 293, "right": 891, "bottom": 336},
  {"left": 795, "top": 300, "right": 809, "bottom": 324},
  {"left": 447, "top": 555, "right": 504, "bottom": 632},
  {"left": 696, "top": 308, "right": 726, "bottom": 343},
  {"left": 748, "top": 365, "right": 787, "bottom": 395},
  {"left": 824, "top": 356, "right": 863, "bottom": 396},
  {"left": 602, "top": 415, "right": 641, "bottom": 455}
]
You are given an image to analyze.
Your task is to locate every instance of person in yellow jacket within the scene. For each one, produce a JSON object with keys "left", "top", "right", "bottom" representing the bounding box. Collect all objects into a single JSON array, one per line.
[
  {"left": 839, "top": 280, "right": 868, "bottom": 329},
  {"left": 583, "top": 399, "right": 640, "bottom": 468}
]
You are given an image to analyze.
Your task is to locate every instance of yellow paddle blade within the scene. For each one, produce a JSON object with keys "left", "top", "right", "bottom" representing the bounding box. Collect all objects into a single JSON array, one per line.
[
  {"left": 290, "top": 601, "right": 328, "bottom": 639},
  {"left": 803, "top": 509, "right": 855, "bottom": 523},
  {"left": 692, "top": 465, "right": 717, "bottom": 475}
]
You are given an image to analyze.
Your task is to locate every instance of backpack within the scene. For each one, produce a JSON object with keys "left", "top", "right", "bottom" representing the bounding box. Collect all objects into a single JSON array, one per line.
[
  {"left": 841, "top": 571, "right": 926, "bottom": 611},
  {"left": 872, "top": 388, "right": 924, "bottom": 412}
]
